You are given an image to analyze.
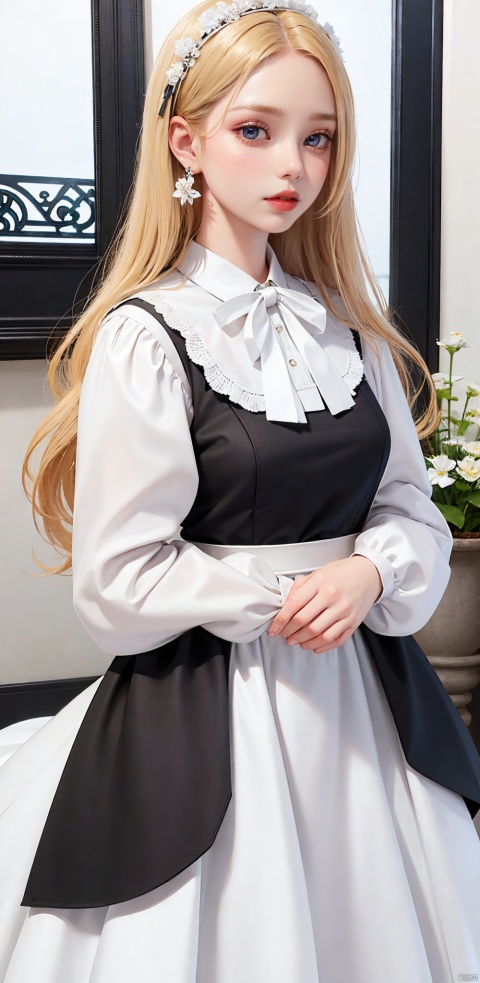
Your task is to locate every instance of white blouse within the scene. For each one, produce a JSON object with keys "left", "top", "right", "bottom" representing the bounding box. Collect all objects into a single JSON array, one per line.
[{"left": 72, "top": 241, "right": 452, "bottom": 655}]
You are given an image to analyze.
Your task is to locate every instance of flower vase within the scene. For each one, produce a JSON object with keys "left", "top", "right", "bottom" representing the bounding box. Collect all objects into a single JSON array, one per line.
[{"left": 414, "top": 535, "right": 480, "bottom": 727}]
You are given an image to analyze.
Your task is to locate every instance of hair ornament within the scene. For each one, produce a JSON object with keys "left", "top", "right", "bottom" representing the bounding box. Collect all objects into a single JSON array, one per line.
[
  {"left": 158, "top": 1, "right": 344, "bottom": 117},
  {"left": 321, "top": 22, "right": 343, "bottom": 58}
]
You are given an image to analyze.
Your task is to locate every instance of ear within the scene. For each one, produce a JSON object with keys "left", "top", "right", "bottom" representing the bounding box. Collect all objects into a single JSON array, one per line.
[{"left": 168, "top": 116, "right": 202, "bottom": 174}]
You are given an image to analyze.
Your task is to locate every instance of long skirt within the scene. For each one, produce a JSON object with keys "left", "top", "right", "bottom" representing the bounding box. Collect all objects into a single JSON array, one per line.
[{"left": 0, "top": 622, "right": 479, "bottom": 983}]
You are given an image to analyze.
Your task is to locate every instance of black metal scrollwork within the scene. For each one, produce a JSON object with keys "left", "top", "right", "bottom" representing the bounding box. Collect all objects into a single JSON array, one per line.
[{"left": 0, "top": 175, "right": 95, "bottom": 240}]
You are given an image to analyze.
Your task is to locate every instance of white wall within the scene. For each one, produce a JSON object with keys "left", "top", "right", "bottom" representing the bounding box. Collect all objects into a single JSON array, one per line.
[
  {"left": 0, "top": 0, "right": 479, "bottom": 685},
  {"left": 439, "top": 0, "right": 480, "bottom": 391},
  {"left": 0, "top": 363, "right": 110, "bottom": 683}
]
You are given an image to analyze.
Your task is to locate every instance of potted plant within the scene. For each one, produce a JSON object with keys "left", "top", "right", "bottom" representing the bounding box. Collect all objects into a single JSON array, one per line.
[{"left": 414, "top": 331, "right": 480, "bottom": 726}]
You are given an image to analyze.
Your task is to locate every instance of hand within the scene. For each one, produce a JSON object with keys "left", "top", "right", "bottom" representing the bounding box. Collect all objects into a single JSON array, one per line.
[{"left": 267, "top": 555, "right": 382, "bottom": 654}]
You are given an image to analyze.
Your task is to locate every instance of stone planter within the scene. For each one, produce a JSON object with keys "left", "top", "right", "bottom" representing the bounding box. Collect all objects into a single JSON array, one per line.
[{"left": 414, "top": 535, "right": 480, "bottom": 727}]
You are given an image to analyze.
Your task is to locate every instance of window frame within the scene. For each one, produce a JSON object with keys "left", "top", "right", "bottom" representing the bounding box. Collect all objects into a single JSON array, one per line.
[
  {"left": 0, "top": 0, "right": 145, "bottom": 360},
  {"left": 390, "top": 0, "right": 443, "bottom": 370}
]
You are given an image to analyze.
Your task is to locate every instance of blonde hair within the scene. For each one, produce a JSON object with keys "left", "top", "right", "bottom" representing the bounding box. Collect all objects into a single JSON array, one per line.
[{"left": 23, "top": 0, "right": 439, "bottom": 573}]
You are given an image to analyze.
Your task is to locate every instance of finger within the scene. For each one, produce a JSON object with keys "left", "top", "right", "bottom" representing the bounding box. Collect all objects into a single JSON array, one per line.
[
  {"left": 281, "top": 598, "right": 334, "bottom": 642},
  {"left": 282, "top": 575, "right": 307, "bottom": 600},
  {"left": 290, "top": 619, "right": 352, "bottom": 650},
  {"left": 282, "top": 597, "right": 352, "bottom": 643},
  {"left": 271, "top": 569, "right": 349, "bottom": 637},
  {"left": 285, "top": 624, "right": 352, "bottom": 654},
  {"left": 313, "top": 626, "right": 353, "bottom": 653},
  {"left": 268, "top": 577, "right": 318, "bottom": 634}
]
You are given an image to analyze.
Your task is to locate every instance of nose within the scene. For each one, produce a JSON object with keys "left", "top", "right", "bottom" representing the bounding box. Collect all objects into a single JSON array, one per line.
[{"left": 276, "top": 139, "right": 304, "bottom": 180}]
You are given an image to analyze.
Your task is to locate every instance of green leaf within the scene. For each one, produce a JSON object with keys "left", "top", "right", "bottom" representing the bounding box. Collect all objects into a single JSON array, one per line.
[
  {"left": 435, "top": 502, "right": 465, "bottom": 529},
  {"left": 456, "top": 481, "right": 472, "bottom": 491},
  {"left": 468, "top": 490, "right": 480, "bottom": 507},
  {"left": 465, "top": 513, "right": 480, "bottom": 531}
]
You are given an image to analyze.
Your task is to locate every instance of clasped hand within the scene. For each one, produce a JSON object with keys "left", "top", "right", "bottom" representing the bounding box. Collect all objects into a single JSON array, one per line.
[{"left": 267, "top": 555, "right": 382, "bottom": 654}]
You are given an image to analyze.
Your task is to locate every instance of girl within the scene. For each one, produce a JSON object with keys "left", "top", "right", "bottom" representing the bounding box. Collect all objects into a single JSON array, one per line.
[{"left": 1, "top": 2, "right": 480, "bottom": 980}]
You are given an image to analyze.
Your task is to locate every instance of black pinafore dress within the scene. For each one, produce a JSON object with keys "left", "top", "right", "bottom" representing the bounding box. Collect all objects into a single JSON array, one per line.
[{"left": 21, "top": 301, "right": 480, "bottom": 911}]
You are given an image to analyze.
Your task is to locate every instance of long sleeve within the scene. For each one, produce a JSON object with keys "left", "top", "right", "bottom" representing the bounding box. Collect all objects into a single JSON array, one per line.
[
  {"left": 352, "top": 336, "right": 452, "bottom": 635},
  {"left": 72, "top": 313, "right": 290, "bottom": 655}
]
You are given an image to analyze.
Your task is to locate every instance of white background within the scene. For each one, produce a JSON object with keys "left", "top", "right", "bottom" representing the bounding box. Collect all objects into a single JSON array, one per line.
[
  {"left": 0, "top": 0, "right": 95, "bottom": 245},
  {"left": 0, "top": 0, "right": 94, "bottom": 178}
]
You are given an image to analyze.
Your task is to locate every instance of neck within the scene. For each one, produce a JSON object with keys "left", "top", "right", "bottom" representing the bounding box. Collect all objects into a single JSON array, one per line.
[{"left": 194, "top": 211, "right": 269, "bottom": 283}]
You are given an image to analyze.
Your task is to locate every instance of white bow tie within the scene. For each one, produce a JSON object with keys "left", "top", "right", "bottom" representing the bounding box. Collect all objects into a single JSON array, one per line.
[{"left": 212, "top": 282, "right": 356, "bottom": 423}]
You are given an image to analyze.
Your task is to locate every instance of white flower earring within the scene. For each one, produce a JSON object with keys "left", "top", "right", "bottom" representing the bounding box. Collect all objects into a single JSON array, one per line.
[{"left": 172, "top": 166, "right": 202, "bottom": 206}]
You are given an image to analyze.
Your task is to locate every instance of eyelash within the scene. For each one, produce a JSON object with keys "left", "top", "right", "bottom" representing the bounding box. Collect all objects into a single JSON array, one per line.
[{"left": 234, "top": 122, "right": 334, "bottom": 150}]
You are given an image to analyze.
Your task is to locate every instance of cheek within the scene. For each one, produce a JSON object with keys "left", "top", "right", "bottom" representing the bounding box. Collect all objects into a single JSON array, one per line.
[
  {"left": 305, "top": 153, "right": 331, "bottom": 196},
  {"left": 206, "top": 137, "right": 265, "bottom": 189},
  {"left": 311, "top": 150, "right": 331, "bottom": 179}
]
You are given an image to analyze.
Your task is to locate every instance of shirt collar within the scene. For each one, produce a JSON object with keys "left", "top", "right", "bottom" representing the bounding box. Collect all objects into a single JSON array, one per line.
[
  {"left": 176, "top": 239, "right": 289, "bottom": 301},
  {"left": 132, "top": 240, "right": 363, "bottom": 423}
]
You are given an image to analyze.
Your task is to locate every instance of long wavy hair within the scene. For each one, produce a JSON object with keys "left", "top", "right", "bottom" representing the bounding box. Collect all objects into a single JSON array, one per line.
[{"left": 22, "top": 0, "right": 439, "bottom": 574}]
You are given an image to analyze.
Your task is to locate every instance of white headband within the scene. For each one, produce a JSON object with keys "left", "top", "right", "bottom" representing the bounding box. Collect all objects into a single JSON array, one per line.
[{"left": 158, "top": 1, "right": 344, "bottom": 117}]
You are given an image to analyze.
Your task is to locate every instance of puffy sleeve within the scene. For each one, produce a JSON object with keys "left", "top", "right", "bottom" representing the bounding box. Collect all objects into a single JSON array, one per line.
[
  {"left": 72, "top": 312, "right": 291, "bottom": 655},
  {"left": 351, "top": 336, "right": 453, "bottom": 635}
]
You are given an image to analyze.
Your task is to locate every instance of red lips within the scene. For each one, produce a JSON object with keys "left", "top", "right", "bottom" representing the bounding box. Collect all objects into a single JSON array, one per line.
[{"left": 265, "top": 191, "right": 299, "bottom": 200}]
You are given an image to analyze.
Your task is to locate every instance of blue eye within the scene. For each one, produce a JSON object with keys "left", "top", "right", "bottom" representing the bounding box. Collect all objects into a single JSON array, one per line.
[
  {"left": 235, "top": 123, "right": 334, "bottom": 150},
  {"left": 238, "top": 125, "right": 265, "bottom": 141},
  {"left": 305, "top": 132, "right": 332, "bottom": 149}
]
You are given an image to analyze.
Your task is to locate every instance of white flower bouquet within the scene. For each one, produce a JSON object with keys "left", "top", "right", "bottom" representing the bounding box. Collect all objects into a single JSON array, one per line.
[{"left": 424, "top": 332, "right": 480, "bottom": 534}]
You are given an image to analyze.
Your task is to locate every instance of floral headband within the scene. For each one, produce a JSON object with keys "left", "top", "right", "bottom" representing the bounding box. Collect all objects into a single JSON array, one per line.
[{"left": 158, "top": 1, "right": 344, "bottom": 117}]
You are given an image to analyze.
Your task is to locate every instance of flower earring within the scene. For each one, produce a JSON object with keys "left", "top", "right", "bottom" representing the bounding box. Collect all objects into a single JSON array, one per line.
[{"left": 172, "top": 166, "right": 202, "bottom": 206}]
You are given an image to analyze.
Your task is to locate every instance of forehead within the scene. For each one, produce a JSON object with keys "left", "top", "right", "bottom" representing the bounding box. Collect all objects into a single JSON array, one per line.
[{"left": 221, "top": 51, "right": 336, "bottom": 118}]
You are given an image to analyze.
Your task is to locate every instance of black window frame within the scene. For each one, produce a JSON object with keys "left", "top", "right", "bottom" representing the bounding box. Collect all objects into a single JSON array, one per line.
[
  {"left": 0, "top": 0, "right": 145, "bottom": 360},
  {"left": 390, "top": 0, "right": 443, "bottom": 370}
]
